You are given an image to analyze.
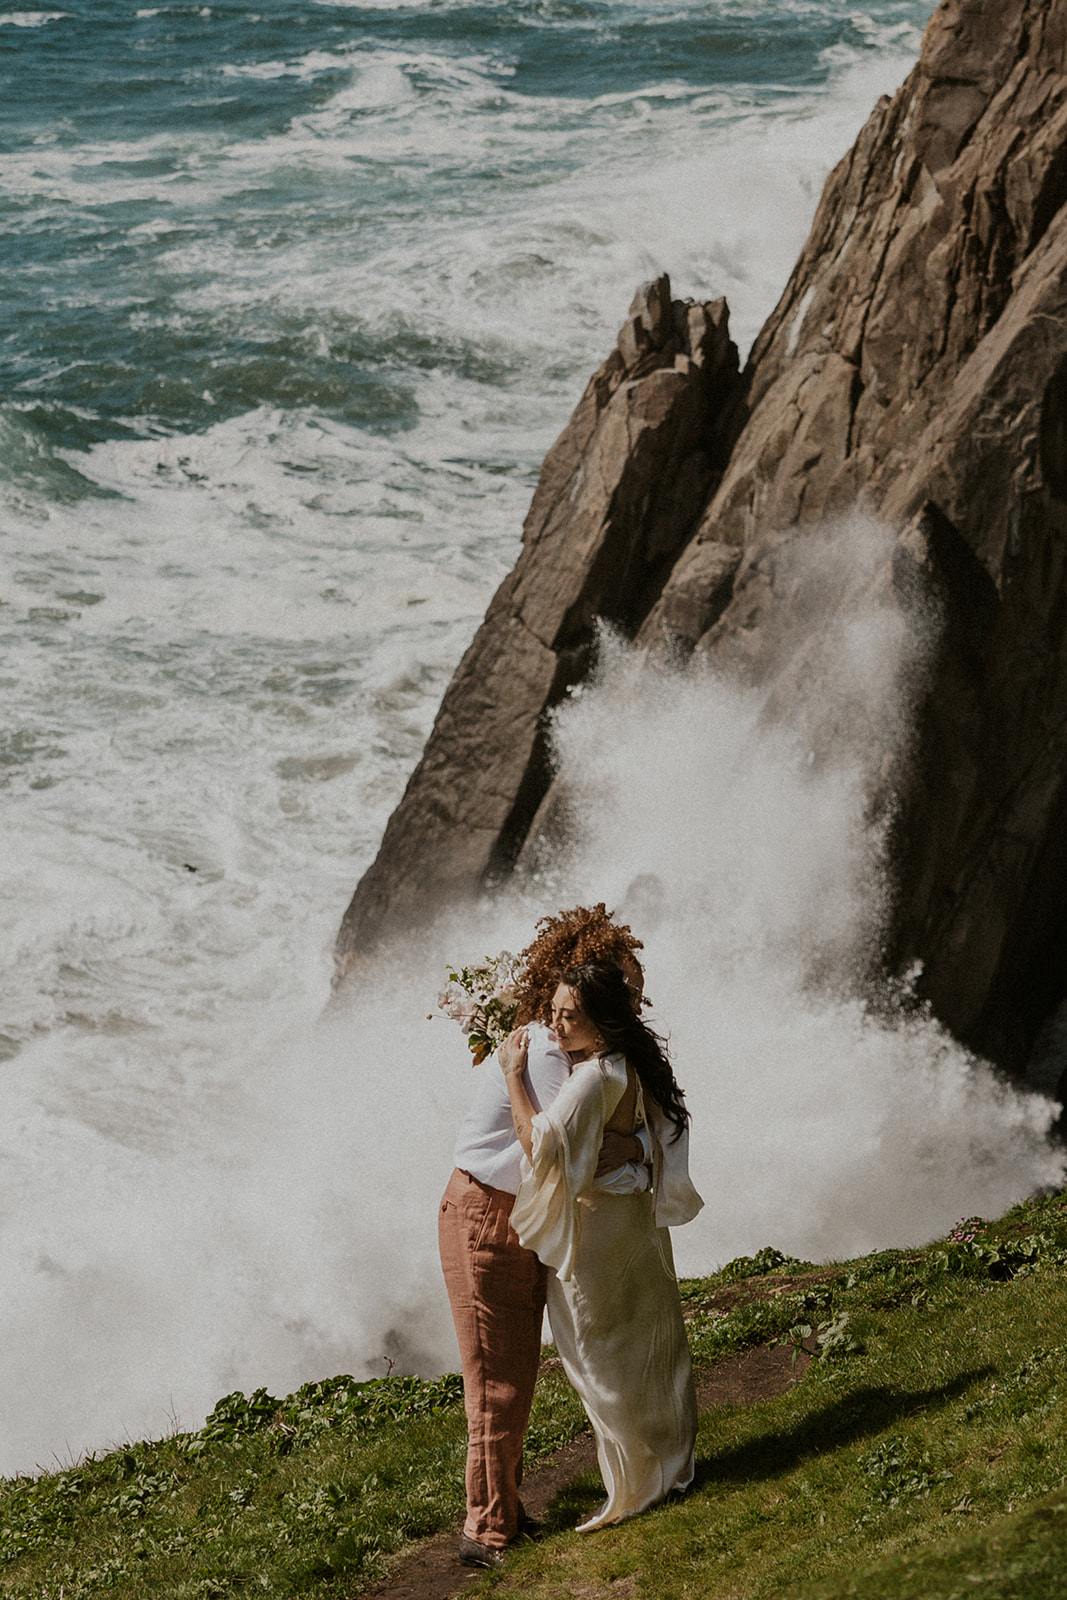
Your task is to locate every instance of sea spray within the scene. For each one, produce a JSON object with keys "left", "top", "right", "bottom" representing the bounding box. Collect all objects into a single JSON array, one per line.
[
  {"left": 3, "top": 512, "right": 1064, "bottom": 1477},
  {"left": 461, "top": 517, "right": 1065, "bottom": 1269},
  {"left": 0, "top": 0, "right": 1031, "bottom": 1480}
]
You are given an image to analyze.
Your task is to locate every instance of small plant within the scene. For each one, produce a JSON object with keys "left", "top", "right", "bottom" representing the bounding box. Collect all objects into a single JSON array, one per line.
[
  {"left": 858, "top": 1434, "right": 952, "bottom": 1510},
  {"left": 194, "top": 1387, "right": 280, "bottom": 1447},
  {"left": 788, "top": 1312, "right": 863, "bottom": 1366},
  {"left": 928, "top": 1233, "right": 1067, "bottom": 1283},
  {"left": 720, "top": 1246, "right": 814, "bottom": 1282}
]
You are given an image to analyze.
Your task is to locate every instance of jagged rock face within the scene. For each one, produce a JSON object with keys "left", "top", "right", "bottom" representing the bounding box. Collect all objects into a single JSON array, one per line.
[
  {"left": 651, "top": 0, "right": 1067, "bottom": 612},
  {"left": 337, "top": 0, "right": 1067, "bottom": 1071},
  {"left": 647, "top": 0, "right": 1067, "bottom": 1065},
  {"left": 333, "top": 280, "right": 742, "bottom": 971}
]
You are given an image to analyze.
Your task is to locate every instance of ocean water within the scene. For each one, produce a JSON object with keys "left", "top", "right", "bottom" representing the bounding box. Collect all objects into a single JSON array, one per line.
[{"left": 2, "top": 0, "right": 1063, "bottom": 1478}]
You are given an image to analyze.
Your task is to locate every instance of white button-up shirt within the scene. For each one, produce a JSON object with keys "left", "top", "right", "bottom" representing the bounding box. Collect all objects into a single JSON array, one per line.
[{"left": 452, "top": 1023, "right": 570, "bottom": 1195}]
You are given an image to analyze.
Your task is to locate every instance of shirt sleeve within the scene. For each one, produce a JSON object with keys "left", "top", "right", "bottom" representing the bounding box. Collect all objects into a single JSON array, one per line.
[
  {"left": 523, "top": 1022, "right": 571, "bottom": 1113},
  {"left": 509, "top": 1055, "right": 628, "bottom": 1280}
]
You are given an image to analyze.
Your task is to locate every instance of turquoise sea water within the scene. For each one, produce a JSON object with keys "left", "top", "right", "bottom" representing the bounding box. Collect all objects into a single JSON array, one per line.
[
  {"left": 11, "top": 2, "right": 1059, "bottom": 1481},
  {"left": 0, "top": 0, "right": 931, "bottom": 1052},
  {"left": 4, "top": 0, "right": 928, "bottom": 450}
]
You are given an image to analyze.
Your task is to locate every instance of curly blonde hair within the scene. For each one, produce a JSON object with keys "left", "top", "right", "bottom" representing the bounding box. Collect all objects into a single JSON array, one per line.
[{"left": 514, "top": 903, "right": 645, "bottom": 1025}]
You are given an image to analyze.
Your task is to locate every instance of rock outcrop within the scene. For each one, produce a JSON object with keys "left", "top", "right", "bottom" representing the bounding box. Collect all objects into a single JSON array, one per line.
[
  {"left": 337, "top": 0, "right": 1067, "bottom": 1072},
  {"left": 334, "top": 281, "right": 743, "bottom": 970},
  {"left": 638, "top": 0, "right": 1067, "bottom": 1065}
]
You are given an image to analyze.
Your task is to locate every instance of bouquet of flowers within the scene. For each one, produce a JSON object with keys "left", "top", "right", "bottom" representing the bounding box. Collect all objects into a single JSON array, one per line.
[{"left": 436, "top": 950, "right": 522, "bottom": 1064}]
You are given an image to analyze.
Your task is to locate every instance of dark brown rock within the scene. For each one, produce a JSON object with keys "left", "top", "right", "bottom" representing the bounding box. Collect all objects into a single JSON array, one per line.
[
  {"left": 333, "top": 279, "right": 743, "bottom": 974},
  {"left": 636, "top": 539, "right": 742, "bottom": 654},
  {"left": 337, "top": 0, "right": 1067, "bottom": 1071},
  {"left": 652, "top": 0, "right": 1067, "bottom": 1064}
]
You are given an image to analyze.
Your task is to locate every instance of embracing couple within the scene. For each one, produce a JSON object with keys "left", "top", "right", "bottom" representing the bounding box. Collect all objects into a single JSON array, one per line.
[{"left": 438, "top": 904, "right": 704, "bottom": 1570}]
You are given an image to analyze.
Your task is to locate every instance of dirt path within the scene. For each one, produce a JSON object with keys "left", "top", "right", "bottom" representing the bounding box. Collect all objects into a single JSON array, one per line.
[{"left": 359, "top": 1344, "right": 809, "bottom": 1600}]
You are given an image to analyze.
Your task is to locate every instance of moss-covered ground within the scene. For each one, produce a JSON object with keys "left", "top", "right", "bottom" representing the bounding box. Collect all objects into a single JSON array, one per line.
[{"left": 5, "top": 1191, "right": 1067, "bottom": 1598}]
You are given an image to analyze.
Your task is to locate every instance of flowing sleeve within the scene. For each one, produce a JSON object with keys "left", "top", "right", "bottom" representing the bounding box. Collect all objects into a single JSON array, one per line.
[
  {"left": 647, "top": 1100, "right": 704, "bottom": 1229},
  {"left": 509, "top": 1056, "right": 626, "bottom": 1280},
  {"left": 523, "top": 1021, "right": 571, "bottom": 1112}
]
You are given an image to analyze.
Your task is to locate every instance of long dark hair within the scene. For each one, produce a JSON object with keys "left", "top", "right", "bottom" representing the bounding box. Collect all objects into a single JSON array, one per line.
[{"left": 560, "top": 962, "right": 690, "bottom": 1142}]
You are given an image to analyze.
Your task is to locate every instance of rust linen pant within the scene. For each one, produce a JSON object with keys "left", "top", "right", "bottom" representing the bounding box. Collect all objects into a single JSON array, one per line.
[{"left": 439, "top": 1167, "right": 547, "bottom": 1547}]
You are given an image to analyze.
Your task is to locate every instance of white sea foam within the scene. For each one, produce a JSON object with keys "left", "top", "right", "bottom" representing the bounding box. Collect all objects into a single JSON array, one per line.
[
  {"left": 0, "top": 11, "right": 67, "bottom": 24},
  {"left": 0, "top": 26, "right": 921, "bottom": 368},
  {"left": 1, "top": 515, "right": 1061, "bottom": 1477},
  {"left": 3, "top": 0, "right": 1008, "bottom": 1479}
]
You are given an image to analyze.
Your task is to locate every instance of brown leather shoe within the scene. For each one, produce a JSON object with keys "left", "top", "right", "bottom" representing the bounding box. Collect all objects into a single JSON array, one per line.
[{"left": 458, "top": 1537, "right": 505, "bottom": 1569}]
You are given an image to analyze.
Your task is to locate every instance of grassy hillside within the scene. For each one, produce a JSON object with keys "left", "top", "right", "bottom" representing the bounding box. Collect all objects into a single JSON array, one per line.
[{"left": 4, "top": 1190, "right": 1067, "bottom": 1599}]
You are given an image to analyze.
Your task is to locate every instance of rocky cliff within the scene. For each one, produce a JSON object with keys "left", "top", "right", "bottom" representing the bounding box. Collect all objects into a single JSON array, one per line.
[
  {"left": 336, "top": 0, "right": 1067, "bottom": 1072},
  {"left": 334, "top": 285, "right": 743, "bottom": 968}
]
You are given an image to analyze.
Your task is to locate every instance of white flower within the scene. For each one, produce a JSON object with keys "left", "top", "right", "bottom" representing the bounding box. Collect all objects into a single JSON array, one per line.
[{"left": 433, "top": 950, "right": 522, "bottom": 1062}]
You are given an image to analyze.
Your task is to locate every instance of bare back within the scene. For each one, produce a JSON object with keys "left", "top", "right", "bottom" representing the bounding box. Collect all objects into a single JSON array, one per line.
[{"left": 603, "top": 1061, "right": 639, "bottom": 1136}]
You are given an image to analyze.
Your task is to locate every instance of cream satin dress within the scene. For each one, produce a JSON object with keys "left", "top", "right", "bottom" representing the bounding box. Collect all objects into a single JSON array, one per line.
[{"left": 509, "top": 1052, "right": 703, "bottom": 1531}]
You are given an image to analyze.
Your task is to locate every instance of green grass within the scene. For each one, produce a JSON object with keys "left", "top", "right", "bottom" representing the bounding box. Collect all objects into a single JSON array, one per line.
[
  {"left": 484, "top": 1194, "right": 1067, "bottom": 1600},
  {"left": 5, "top": 1193, "right": 1067, "bottom": 1598},
  {"left": 0, "top": 1362, "right": 588, "bottom": 1599},
  {"left": 0, "top": 1373, "right": 470, "bottom": 1598}
]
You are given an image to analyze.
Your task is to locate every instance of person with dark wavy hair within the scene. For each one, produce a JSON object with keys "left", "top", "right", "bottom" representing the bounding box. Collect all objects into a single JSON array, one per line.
[
  {"left": 439, "top": 913, "right": 650, "bottom": 1570},
  {"left": 502, "top": 961, "right": 703, "bottom": 1532}
]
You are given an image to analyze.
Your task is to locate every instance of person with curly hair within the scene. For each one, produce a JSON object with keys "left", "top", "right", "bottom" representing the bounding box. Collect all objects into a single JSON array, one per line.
[
  {"left": 438, "top": 906, "right": 647, "bottom": 1570},
  {"left": 504, "top": 961, "right": 703, "bottom": 1532},
  {"left": 513, "top": 902, "right": 646, "bottom": 1027}
]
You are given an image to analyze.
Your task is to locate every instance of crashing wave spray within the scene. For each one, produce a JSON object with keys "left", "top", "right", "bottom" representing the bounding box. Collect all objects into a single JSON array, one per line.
[
  {"left": 499, "top": 514, "right": 1064, "bottom": 1267},
  {"left": 0, "top": 517, "right": 1061, "bottom": 1478}
]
